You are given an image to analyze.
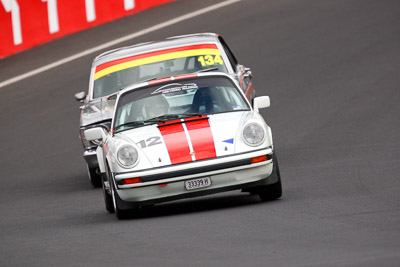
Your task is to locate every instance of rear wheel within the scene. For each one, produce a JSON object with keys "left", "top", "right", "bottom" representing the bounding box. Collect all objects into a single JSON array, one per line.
[
  {"left": 258, "top": 153, "right": 282, "bottom": 201},
  {"left": 87, "top": 165, "right": 102, "bottom": 188}
]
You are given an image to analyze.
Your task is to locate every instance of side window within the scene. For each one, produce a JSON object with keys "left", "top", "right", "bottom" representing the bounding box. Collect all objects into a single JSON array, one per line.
[
  {"left": 185, "top": 57, "right": 195, "bottom": 71},
  {"left": 219, "top": 87, "right": 237, "bottom": 106},
  {"left": 218, "top": 36, "right": 238, "bottom": 68},
  {"left": 169, "top": 58, "right": 185, "bottom": 72},
  {"left": 215, "top": 86, "right": 248, "bottom": 112},
  {"left": 116, "top": 103, "right": 131, "bottom": 125}
]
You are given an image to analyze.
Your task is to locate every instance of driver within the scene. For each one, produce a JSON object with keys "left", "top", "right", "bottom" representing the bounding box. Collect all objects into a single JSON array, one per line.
[{"left": 143, "top": 94, "right": 169, "bottom": 119}]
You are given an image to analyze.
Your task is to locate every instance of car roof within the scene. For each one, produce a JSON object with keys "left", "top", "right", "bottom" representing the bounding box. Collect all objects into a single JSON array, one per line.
[{"left": 93, "top": 33, "right": 221, "bottom": 66}]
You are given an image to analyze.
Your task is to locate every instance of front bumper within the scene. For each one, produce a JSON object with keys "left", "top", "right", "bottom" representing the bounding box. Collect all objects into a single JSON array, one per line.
[{"left": 112, "top": 148, "right": 276, "bottom": 208}]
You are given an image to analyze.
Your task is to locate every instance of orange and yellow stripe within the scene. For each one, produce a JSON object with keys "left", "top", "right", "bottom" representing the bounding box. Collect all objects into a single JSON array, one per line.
[{"left": 94, "top": 44, "right": 221, "bottom": 80}]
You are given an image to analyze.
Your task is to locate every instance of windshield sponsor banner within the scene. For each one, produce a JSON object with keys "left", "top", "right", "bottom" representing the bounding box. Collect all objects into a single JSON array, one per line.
[
  {"left": 94, "top": 44, "right": 220, "bottom": 80},
  {"left": 151, "top": 83, "right": 198, "bottom": 95}
]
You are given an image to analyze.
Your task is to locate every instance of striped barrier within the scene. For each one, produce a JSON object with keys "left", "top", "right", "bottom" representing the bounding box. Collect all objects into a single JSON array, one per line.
[{"left": 0, "top": 0, "right": 174, "bottom": 58}]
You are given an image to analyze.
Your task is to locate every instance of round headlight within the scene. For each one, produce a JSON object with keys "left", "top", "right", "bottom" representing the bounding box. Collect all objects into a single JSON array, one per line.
[
  {"left": 243, "top": 122, "right": 265, "bottom": 146},
  {"left": 117, "top": 145, "right": 138, "bottom": 167}
]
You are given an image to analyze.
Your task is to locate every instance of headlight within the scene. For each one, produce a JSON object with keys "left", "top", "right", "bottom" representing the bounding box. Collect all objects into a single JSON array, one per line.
[
  {"left": 243, "top": 122, "right": 265, "bottom": 146},
  {"left": 117, "top": 145, "right": 139, "bottom": 167}
]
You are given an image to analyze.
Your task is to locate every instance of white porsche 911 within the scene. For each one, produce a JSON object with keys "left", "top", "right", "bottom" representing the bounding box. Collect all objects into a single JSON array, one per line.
[{"left": 85, "top": 72, "right": 282, "bottom": 219}]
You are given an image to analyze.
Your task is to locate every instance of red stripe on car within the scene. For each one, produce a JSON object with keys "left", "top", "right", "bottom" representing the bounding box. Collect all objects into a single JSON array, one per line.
[
  {"left": 185, "top": 118, "right": 216, "bottom": 160},
  {"left": 158, "top": 123, "right": 192, "bottom": 164},
  {"left": 246, "top": 82, "right": 254, "bottom": 100},
  {"left": 174, "top": 73, "right": 198, "bottom": 80},
  {"left": 148, "top": 77, "right": 171, "bottom": 85}
]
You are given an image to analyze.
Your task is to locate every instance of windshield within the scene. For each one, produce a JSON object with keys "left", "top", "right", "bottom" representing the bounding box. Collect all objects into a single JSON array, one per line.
[
  {"left": 93, "top": 44, "right": 229, "bottom": 99},
  {"left": 113, "top": 76, "right": 249, "bottom": 132}
]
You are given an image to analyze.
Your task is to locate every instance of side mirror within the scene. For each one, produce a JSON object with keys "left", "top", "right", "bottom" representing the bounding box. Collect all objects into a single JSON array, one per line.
[
  {"left": 244, "top": 67, "right": 252, "bottom": 78},
  {"left": 84, "top": 127, "right": 106, "bottom": 142},
  {"left": 74, "top": 91, "right": 86, "bottom": 102},
  {"left": 253, "top": 96, "right": 270, "bottom": 112}
]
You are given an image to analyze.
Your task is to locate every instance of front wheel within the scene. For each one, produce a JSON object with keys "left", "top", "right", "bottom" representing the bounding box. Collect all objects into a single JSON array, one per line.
[
  {"left": 109, "top": 174, "right": 135, "bottom": 220},
  {"left": 102, "top": 166, "right": 114, "bottom": 213},
  {"left": 258, "top": 153, "right": 282, "bottom": 201}
]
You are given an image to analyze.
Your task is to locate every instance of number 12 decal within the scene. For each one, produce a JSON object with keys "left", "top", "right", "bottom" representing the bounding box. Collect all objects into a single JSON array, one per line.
[{"left": 136, "top": 136, "right": 162, "bottom": 148}]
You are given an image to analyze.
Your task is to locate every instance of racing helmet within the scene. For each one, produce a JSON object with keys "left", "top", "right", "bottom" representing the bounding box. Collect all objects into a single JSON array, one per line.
[{"left": 143, "top": 94, "right": 169, "bottom": 119}]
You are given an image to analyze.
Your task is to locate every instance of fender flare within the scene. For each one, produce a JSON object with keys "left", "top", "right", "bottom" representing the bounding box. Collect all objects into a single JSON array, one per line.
[{"left": 96, "top": 146, "right": 106, "bottom": 173}]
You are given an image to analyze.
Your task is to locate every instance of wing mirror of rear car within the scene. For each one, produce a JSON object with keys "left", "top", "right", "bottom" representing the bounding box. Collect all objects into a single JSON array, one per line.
[
  {"left": 253, "top": 96, "right": 270, "bottom": 112},
  {"left": 84, "top": 127, "right": 106, "bottom": 142},
  {"left": 244, "top": 67, "right": 252, "bottom": 78},
  {"left": 74, "top": 91, "right": 86, "bottom": 102}
]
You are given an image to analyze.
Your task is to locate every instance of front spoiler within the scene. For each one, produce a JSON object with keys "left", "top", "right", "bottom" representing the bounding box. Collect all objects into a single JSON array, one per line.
[
  {"left": 115, "top": 147, "right": 273, "bottom": 189},
  {"left": 114, "top": 171, "right": 278, "bottom": 210}
]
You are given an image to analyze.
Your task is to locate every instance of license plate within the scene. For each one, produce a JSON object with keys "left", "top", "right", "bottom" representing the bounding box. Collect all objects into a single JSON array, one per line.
[{"left": 184, "top": 177, "right": 212, "bottom": 191}]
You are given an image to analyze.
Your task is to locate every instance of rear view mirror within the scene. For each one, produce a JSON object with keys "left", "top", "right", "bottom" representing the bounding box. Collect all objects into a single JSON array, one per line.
[
  {"left": 253, "top": 96, "right": 270, "bottom": 112},
  {"left": 74, "top": 91, "right": 86, "bottom": 102},
  {"left": 84, "top": 127, "right": 106, "bottom": 142}
]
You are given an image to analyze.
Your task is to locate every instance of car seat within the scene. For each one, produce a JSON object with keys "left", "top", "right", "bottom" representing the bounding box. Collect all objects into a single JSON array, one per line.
[{"left": 191, "top": 87, "right": 214, "bottom": 114}]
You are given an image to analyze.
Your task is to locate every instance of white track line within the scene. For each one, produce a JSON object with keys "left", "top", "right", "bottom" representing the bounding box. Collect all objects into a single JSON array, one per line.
[{"left": 0, "top": 0, "right": 242, "bottom": 89}]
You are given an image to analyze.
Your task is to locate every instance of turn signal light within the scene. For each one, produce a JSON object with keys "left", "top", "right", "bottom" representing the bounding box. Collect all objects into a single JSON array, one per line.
[
  {"left": 251, "top": 155, "right": 268, "bottom": 163},
  {"left": 122, "top": 177, "right": 141, "bottom": 185}
]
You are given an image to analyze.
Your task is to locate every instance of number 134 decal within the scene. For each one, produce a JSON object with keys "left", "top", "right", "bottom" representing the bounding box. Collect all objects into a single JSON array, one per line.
[{"left": 197, "top": 55, "right": 224, "bottom": 67}]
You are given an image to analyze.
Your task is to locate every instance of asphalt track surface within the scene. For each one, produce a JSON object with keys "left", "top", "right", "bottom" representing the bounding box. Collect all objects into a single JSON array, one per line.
[{"left": 1, "top": 0, "right": 400, "bottom": 266}]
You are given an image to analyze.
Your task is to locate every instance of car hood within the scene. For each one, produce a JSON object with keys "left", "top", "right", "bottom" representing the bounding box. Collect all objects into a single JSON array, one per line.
[{"left": 115, "top": 111, "right": 261, "bottom": 168}]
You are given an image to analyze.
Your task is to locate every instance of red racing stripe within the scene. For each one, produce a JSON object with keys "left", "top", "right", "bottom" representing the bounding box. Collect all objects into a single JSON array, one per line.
[
  {"left": 185, "top": 118, "right": 216, "bottom": 160},
  {"left": 148, "top": 77, "right": 172, "bottom": 85},
  {"left": 158, "top": 123, "right": 192, "bottom": 164},
  {"left": 246, "top": 82, "right": 254, "bottom": 100}
]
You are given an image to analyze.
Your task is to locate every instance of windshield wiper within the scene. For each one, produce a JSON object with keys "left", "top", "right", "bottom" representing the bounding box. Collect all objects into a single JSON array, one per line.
[
  {"left": 145, "top": 113, "right": 204, "bottom": 123},
  {"left": 116, "top": 114, "right": 205, "bottom": 131},
  {"left": 114, "top": 121, "right": 146, "bottom": 131},
  {"left": 141, "top": 77, "right": 158, "bottom": 83},
  {"left": 144, "top": 114, "right": 180, "bottom": 123},
  {"left": 197, "top": 67, "right": 218, "bottom": 73},
  {"left": 173, "top": 113, "right": 204, "bottom": 118}
]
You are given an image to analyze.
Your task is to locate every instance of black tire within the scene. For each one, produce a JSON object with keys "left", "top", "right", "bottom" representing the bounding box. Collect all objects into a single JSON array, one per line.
[
  {"left": 102, "top": 166, "right": 114, "bottom": 213},
  {"left": 258, "top": 153, "right": 282, "bottom": 201},
  {"left": 109, "top": 174, "right": 134, "bottom": 220},
  {"left": 87, "top": 165, "right": 102, "bottom": 188}
]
